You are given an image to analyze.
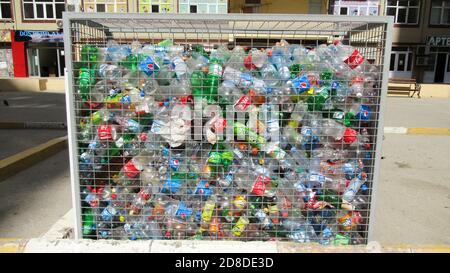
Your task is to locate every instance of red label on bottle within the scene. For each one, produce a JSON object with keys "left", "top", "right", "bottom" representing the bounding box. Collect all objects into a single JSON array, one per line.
[
  {"left": 234, "top": 95, "right": 251, "bottom": 111},
  {"left": 123, "top": 160, "right": 140, "bottom": 178},
  {"left": 344, "top": 50, "right": 365, "bottom": 69},
  {"left": 97, "top": 125, "right": 113, "bottom": 140},
  {"left": 251, "top": 176, "right": 271, "bottom": 196}
]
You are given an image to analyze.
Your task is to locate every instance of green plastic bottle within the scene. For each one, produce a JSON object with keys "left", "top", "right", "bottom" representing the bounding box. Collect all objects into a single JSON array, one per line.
[
  {"left": 81, "top": 45, "right": 99, "bottom": 64},
  {"left": 203, "top": 58, "right": 222, "bottom": 103},
  {"left": 77, "top": 67, "right": 95, "bottom": 101},
  {"left": 317, "top": 189, "right": 341, "bottom": 208},
  {"left": 82, "top": 208, "right": 95, "bottom": 236},
  {"left": 307, "top": 87, "right": 330, "bottom": 112},
  {"left": 120, "top": 54, "right": 144, "bottom": 71},
  {"left": 190, "top": 70, "right": 205, "bottom": 99},
  {"left": 289, "top": 64, "right": 302, "bottom": 79},
  {"left": 234, "top": 122, "right": 266, "bottom": 149}
]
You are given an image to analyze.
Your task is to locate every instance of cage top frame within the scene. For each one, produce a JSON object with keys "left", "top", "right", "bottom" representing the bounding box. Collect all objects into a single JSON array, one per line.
[{"left": 63, "top": 12, "right": 393, "bottom": 34}]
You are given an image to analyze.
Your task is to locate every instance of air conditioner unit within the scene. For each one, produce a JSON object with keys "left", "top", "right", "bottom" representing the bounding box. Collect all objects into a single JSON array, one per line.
[
  {"left": 67, "top": 4, "right": 76, "bottom": 12},
  {"left": 56, "top": 19, "right": 63, "bottom": 29},
  {"left": 244, "top": 0, "right": 262, "bottom": 6},
  {"left": 415, "top": 56, "right": 428, "bottom": 66},
  {"left": 416, "top": 45, "right": 430, "bottom": 56}
]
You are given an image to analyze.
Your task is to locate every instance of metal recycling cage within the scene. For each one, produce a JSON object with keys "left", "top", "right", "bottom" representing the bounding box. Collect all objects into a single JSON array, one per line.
[{"left": 64, "top": 12, "right": 393, "bottom": 244}]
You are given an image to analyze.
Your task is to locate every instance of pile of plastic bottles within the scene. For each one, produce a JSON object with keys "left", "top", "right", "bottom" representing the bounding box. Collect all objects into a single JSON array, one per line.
[{"left": 76, "top": 38, "right": 379, "bottom": 245}]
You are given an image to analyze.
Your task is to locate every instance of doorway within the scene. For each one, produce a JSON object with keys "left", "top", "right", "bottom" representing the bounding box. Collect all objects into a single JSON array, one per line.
[
  {"left": 434, "top": 53, "right": 446, "bottom": 83},
  {"left": 27, "top": 47, "right": 65, "bottom": 77}
]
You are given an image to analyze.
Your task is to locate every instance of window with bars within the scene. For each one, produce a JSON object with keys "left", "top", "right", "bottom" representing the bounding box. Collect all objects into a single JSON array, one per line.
[
  {"left": 386, "top": 0, "right": 420, "bottom": 24},
  {"left": 0, "top": 0, "right": 11, "bottom": 19},
  {"left": 23, "top": 0, "right": 65, "bottom": 20},
  {"left": 430, "top": 0, "right": 450, "bottom": 25},
  {"left": 83, "top": 0, "right": 127, "bottom": 13}
]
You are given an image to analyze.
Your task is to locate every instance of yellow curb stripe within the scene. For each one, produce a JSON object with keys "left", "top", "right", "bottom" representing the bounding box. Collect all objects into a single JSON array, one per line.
[
  {"left": 0, "top": 135, "right": 68, "bottom": 182},
  {"left": 0, "top": 245, "right": 21, "bottom": 253},
  {"left": 407, "top": 128, "right": 450, "bottom": 135}
]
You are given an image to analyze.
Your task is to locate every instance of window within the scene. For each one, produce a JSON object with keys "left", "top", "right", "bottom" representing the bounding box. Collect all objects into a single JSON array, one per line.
[
  {"left": 430, "top": 0, "right": 450, "bottom": 25},
  {"left": 23, "top": 0, "right": 65, "bottom": 20},
  {"left": 386, "top": 0, "right": 420, "bottom": 24},
  {"left": 139, "top": 0, "right": 174, "bottom": 13},
  {"left": 0, "top": 0, "right": 11, "bottom": 19},
  {"left": 180, "top": 1, "right": 227, "bottom": 14},
  {"left": 333, "top": 0, "right": 380, "bottom": 16},
  {"left": 84, "top": 0, "right": 127, "bottom": 13}
]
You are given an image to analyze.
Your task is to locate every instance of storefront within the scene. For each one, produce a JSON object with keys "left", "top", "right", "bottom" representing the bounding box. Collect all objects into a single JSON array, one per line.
[
  {"left": 0, "top": 29, "right": 13, "bottom": 78},
  {"left": 423, "top": 36, "right": 450, "bottom": 84},
  {"left": 13, "top": 30, "right": 65, "bottom": 78}
]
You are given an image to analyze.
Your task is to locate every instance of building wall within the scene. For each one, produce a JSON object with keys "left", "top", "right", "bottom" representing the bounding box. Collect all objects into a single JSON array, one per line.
[{"left": 390, "top": 1, "right": 450, "bottom": 45}]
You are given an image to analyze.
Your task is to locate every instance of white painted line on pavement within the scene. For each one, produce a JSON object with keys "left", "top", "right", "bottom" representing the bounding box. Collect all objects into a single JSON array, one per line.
[{"left": 384, "top": 127, "right": 408, "bottom": 134}]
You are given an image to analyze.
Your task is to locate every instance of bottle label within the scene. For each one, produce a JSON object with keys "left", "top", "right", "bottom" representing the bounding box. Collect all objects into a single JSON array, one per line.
[
  {"left": 139, "top": 56, "right": 160, "bottom": 76},
  {"left": 234, "top": 95, "right": 251, "bottom": 111},
  {"left": 176, "top": 202, "right": 193, "bottom": 219},
  {"left": 97, "top": 125, "right": 113, "bottom": 141},
  {"left": 233, "top": 195, "right": 247, "bottom": 210},
  {"left": 232, "top": 217, "right": 249, "bottom": 236},
  {"left": 195, "top": 180, "right": 213, "bottom": 198},
  {"left": 123, "top": 160, "right": 140, "bottom": 178},
  {"left": 201, "top": 202, "right": 215, "bottom": 222},
  {"left": 292, "top": 76, "right": 311, "bottom": 94},
  {"left": 209, "top": 63, "right": 223, "bottom": 77},
  {"left": 251, "top": 175, "right": 271, "bottom": 196},
  {"left": 162, "top": 178, "right": 182, "bottom": 194},
  {"left": 169, "top": 158, "right": 180, "bottom": 171},
  {"left": 333, "top": 111, "right": 345, "bottom": 120},
  {"left": 344, "top": 50, "right": 365, "bottom": 69}
]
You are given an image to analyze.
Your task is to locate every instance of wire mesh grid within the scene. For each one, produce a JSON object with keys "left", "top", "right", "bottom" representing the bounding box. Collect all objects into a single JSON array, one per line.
[{"left": 64, "top": 13, "right": 392, "bottom": 245}]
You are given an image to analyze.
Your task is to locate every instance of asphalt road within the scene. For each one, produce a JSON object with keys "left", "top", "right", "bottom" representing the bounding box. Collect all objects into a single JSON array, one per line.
[{"left": 0, "top": 95, "right": 449, "bottom": 245}]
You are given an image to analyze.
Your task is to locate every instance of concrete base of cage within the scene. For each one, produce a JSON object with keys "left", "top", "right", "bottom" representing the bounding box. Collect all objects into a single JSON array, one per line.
[
  {"left": 14, "top": 209, "right": 446, "bottom": 253},
  {"left": 16, "top": 238, "right": 449, "bottom": 253}
]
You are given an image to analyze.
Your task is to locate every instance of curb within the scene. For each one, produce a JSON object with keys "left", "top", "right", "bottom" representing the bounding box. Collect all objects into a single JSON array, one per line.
[
  {"left": 0, "top": 122, "right": 67, "bottom": 130},
  {"left": 0, "top": 135, "right": 68, "bottom": 182},
  {"left": 0, "top": 238, "right": 28, "bottom": 253}
]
